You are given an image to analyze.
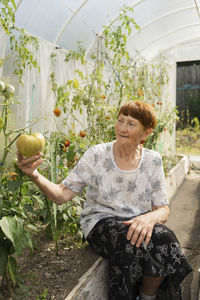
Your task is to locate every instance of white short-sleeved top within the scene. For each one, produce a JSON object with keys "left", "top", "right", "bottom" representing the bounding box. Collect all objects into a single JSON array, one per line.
[{"left": 62, "top": 142, "right": 168, "bottom": 238}]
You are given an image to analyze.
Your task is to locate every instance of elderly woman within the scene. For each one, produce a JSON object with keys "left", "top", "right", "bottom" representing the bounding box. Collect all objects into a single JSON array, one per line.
[{"left": 17, "top": 101, "right": 192, "bottom": 300}]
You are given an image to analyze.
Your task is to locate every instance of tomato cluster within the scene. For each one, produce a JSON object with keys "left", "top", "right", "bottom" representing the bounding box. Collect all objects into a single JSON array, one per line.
[
  {"left": 7, "top": 172, "right": 18, "bottom": 181},
  {"left": 0, "top": 80, "right": 15, "bottom": 98}
]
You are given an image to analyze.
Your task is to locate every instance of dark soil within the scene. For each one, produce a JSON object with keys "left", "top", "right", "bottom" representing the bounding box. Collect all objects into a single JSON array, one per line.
[{"left": 0, "top": 232, "right": 99, "bottom": 300}]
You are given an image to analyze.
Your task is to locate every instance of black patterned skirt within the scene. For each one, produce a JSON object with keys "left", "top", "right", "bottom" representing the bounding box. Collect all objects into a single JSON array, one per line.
[{"left": 87, "top": 216, "right": 192, "bottom": 300}]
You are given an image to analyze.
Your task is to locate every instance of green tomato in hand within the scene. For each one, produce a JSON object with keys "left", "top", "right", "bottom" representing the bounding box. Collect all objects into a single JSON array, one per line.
[{"left": 16, "top": 132, "right": 45, "bottom": 157}]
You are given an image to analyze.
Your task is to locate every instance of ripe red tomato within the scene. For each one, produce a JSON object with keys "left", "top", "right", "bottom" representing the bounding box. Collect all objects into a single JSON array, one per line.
[
  {"left": 65, "top": 140, "right": 70, "bottom": 147},
  {"left": 79, "top": 131, "right": 87, "bottom": 138},
  {"left": 16, "top": 132, "right": 45, "bottom": 157},
  {"left": 53, "top": 107, "right": 61, "bottom": 117},
  {"left": 8, "top": 172, "right": 18, "bottom": 180}
]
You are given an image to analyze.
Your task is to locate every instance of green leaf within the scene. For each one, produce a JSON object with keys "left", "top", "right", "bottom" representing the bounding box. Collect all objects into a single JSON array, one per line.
[
  {"left": 33, "top": 195, "right": 45, "bottom": 208},
  {"left": 66, "top": 145, "right": 76, "bottom": 162},
  {"left": 7, "top": 256, "right": 17, "bottom": 285},
  {"left": 0, "top": 245, "right": 8, "bottom": 276},
  {"left": 21, "top": 184, "right": 28, "bottom": 195},
  {"left": 27, "top": 224, "right": 38, "bottom": 232},
  {"left": 10, "top": 0, "right": 16, "bottom": 10},
  {"left": 0, "top": 216, "right": 33, "bottom": 256},
  {"left": 23, "top": 203, "right": 36, "bottom": 215}
]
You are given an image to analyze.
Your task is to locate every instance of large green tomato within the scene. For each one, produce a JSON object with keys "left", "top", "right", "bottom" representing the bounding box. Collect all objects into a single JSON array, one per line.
[{"left": 16, "top": 132, "right": 45, "bottom": 157}]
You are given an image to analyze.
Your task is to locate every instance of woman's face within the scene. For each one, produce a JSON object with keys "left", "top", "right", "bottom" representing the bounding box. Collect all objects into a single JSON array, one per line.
[{"left": 115, "top": 114, "right": 148, "bottom": 146}]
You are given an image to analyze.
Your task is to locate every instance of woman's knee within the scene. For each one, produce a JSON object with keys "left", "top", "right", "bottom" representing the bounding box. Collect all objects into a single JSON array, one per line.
[{"left": 151, "top": 223, "right": 179, "bottom": 246}]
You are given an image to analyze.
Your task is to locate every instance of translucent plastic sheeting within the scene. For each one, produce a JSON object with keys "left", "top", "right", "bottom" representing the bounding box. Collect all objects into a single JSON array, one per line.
[
  {"left": 15, "top": 0, "right": 73, "bottom": 45},
  {"left": 127, "top": 0, "right": 200, "bottom": 59},
  {"left": 0, "top": 31, "right": 8, "bottom": 77},
  {"left": 1, "top": 36, "right": 91, "bottom": 136},
  {"left": 15, "top": 40, "right": 88, "bottom": 135},
  {"left": 14, "top": 0, "right": 200, "bottom": 60}
]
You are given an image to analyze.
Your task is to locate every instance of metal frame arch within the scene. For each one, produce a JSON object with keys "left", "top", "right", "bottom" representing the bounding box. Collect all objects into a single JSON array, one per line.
[
  {"left": 139, "top": 23, "right": 200, "bottom": 58},
  {"left": 127, "top": 5, "right": 199, "bottom": 43},
  {"left": 54, "top": 0, "right": 89, "bottom": 45}
]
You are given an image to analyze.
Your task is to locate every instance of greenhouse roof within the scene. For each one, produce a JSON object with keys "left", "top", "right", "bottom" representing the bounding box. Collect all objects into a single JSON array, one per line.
[{"left": 13, "top": 0, "right": 200, "bottom": 59}]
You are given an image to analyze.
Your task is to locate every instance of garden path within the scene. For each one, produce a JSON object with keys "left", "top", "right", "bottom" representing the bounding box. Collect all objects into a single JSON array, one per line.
[{"left": 166, "top": 169, "right": 200, "bottom": 300}]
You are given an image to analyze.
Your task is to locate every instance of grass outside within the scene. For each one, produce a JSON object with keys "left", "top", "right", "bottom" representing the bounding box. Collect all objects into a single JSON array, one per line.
[
  {"left": 176, "top": 146, "right": 200, "bottom": 156},
  {"left": 176, "top": 126, "right": 200, "bottom": 156}
]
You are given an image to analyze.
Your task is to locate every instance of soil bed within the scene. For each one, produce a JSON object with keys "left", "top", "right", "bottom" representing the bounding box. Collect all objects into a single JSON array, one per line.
[{"left": 0, "top": 232, "right": 98, "bottom": 300}]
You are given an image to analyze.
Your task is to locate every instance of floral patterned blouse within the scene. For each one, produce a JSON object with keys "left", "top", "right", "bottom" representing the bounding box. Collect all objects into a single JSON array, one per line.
[{"left": 62, "top": 142, "right": 168, "bottom": 238}]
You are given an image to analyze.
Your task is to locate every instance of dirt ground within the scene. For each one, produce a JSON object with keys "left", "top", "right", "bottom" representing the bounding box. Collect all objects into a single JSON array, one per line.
[{"left": 0, "top": 232, "right": 99, "bottom": 300}]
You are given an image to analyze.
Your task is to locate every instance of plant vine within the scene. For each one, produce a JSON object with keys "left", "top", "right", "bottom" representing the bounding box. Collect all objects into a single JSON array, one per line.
[{"left": 0, "top": 0, "right": 39, "bottom": 83}]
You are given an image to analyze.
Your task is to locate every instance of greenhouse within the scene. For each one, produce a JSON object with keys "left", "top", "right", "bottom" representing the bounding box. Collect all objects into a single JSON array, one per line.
[{"left": 0, "top": 1, "right": 200, "bottom": 299}]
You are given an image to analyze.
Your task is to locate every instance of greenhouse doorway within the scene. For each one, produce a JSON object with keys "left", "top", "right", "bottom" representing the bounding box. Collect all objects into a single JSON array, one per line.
[{"left": 176, "top": 60, "right": 200, "bottom": 128}]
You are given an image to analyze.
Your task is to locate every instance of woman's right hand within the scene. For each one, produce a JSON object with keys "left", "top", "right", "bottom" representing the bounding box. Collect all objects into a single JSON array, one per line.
[{"left": 17, "top": 151, "right": 43, "bottom": 180}]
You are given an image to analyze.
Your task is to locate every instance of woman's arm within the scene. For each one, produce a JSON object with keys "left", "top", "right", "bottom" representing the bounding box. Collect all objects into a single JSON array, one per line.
[
  {"left": 152, "top": 204, "right": 170, "bottom": 223},
  {"left": 123, "top": 205, "right": 169, "bottom": 248},
  {"left": 17, "top": 152, "right": 78, "bottom": 204}
]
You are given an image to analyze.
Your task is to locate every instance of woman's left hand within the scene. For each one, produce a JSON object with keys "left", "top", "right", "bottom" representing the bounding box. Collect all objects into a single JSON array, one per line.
[{"left": 123, "top": 213, "right": 157, "bottom": 248}]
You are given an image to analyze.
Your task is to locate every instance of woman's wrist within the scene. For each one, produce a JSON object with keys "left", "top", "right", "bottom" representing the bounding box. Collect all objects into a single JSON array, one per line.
[{"left": 28, "top": 170, "right": 40, "bottom": 182}]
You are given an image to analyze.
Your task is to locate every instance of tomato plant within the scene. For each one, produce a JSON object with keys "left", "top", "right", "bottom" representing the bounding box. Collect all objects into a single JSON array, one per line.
[
  {"left": 0, "top": 1, "right": 39, "bottom": 83},
  {"left": 0, "top": 166, "right": 42, "bottom": 292},
  {"left": 0, "top": 78, "right": 44, "bottom": 293},
  {"left": 49, "top": 6, "right": 176, "bottom": 157}
]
